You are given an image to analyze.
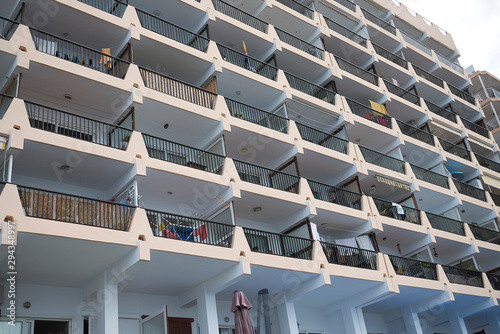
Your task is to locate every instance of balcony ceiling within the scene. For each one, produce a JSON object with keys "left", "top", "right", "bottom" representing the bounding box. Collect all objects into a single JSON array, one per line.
[
  {"left": 313, "top": 209, "right": 369, "bottom": 239},
  {"left": 259, "top": 6, "right": 318, "bottom": 39},
  {"left": 363, "top": 286, "right": 444, "bottom": 314},
  {"left": 0, "top": 51, "right": 16, "bottom": 92},
  {"left": 358, "top": 172, "right": 411, "bottom": 201},
  {"left": 346, "top": 120, "right": 396, "bottom": 152},
  {"left": 277, "top": 49, "right": 328, "bottom": 83},
  {"left": 413, "top": 187, "right": 455, "bottom": 215},
  {"left": 296, "top": 151, "right": 354, "bottom": 185}
]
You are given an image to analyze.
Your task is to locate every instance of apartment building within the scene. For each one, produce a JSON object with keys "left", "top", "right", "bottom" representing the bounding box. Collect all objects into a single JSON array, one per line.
[{"left": 0, "top": 0, "right": 499, "bottom": 333}]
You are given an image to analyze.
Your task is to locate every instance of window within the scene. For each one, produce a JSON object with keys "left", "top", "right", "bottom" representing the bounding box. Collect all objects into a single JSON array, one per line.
[{"left": 219, "top": 327, "right": 235, "bottom": 334}]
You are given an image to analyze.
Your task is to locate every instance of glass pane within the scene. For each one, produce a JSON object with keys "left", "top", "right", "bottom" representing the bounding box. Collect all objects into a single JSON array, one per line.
[
  {"left": 142, "top": 313, "right": 165, "bottom": 334},
  {"left": 0, "top": 321, "right": 23, "bottom": 334}
]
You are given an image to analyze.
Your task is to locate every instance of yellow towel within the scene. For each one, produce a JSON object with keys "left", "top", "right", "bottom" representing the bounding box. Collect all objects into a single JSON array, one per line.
[{"left": 369, "top": 100, "right": 388, "bottom": 115}]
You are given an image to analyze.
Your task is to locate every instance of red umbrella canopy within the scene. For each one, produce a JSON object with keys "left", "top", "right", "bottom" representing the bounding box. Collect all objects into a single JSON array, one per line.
[{"left": 231, "top": 291, "right": 255, "bottom": 334}]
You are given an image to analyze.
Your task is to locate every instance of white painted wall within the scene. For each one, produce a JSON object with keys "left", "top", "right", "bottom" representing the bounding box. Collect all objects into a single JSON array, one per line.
[
  {"left": 364, "top": 312, "right": 389, "bottom": 333},
  {"left": 295, "top": 306, "right": 328, "bottom": 333},
  {"left": 325, "top": 309, "right": 346, "bottom": 334}
]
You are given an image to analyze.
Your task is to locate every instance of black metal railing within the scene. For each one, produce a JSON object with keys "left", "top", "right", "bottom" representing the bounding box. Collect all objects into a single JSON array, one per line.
[
  {"left": 373, "top": 198, "right": 421, "bottom": 224},
  {"left": 296, "top": 122, "right": 348, "bottom": 154},
  {"left": 136, "top": 9, "right": 209, "bottom": 52},
  {"left": 410, "top": 165, "right": 449, "bottom": 189},
  {"left": 25, "top": 101, "right": 132, "bottom": 150},
  {"left": 212, "top": 0, "right": 268, "bottom": 33},
  {"left": 438, "top": 138, "right": 471, "bottom": 161},
  {"left": 359, "top": 146, "right": 405, "bottom": 173},
  {"left": 77, "top": 0, "right": 128, "bottom": 17},
  {"left": 321, "top": 242, "right": 377, "bottom": 269},
  {"left": 323, "top": 16, "right": 367, "bottom": 47},
  {"left": 335, "top": 56, "right": 378, "bottom": 85},
  {"left": 346, "top": 99, "right": 391, "bottom": 128},
  {"left": 491, "top": 192, "right": 500, "bottom": 207},
  {"left": 275, "top": 28, "right": 323, "bottom": 59},
  {"left": 217, "top": 44, "right": 278, "bottom": 81},
  {"left": 243, "top": 227, "right": 313, "bottom": 259},
  {"left": 448, "top": 84, "right": 476, "bottom": 105},
  {"left": 397, "top": 120, "right": 434, "bottom": 145},
  {"left": 0, "top": 16, "right": 19, "bottom": 40},
  {"left": 361, "top": 8, "right": 396, "bottom": 35},
  {"left": 142, "top": 133, "right": 225, "bottom": 174},
  {"left": 145, "top": 209, "right": 234, "bottom": 247},
  {"left": 487, "top": 273, "right": 500, "bottom": 290},
  {"left": 476, "top": 154, "right": 500, "bottom": 174},
  {"left": 425, "top": 100, "right": 457, "bottom": 123},
  {"left": 30, "top": 28, "right": 130, "bottom": 78},
  {"left": 225, "top": 99, "right": 288, "bottom": 133},
  {"left": 332, "top": 0, "right": 356, "bottom": 12},
  {"left": 460, "top": 117, "right": 489, "bottom": 138},
  {"left": 139, "top": 67, "right": 217, "bottom": 109},
  {"left": 389, "top": 255, "right": 437, "bottom": 280},
  {"left": 276, "top": 0, "right": 314, "bottom": 19},
  {"left": 413, "top": 65, "right": 444, "bottom": 88},
  {"left": 372, "top": 44, "right": 408, "bottom": 69},
  {"left": 452, "top": 179, "right": 486, "bottom": 201},
  {"left": 0, "top": 93, "right": 14, "bottom": 119},
  {"left": 284, "top": 72, "right": 336, "bottom": 104},
  {"left": 442, "top": 265, "right": 483, "bottom": 287},
  {"left": 308, "top": 180, "right": 362, "bottom": 210},
  {"left": 426, "top": 213, "right": 465, "bottom": 236},
  {"left": 469, "top": 224, "right": 500, "bottom": 245},
  {"left": 384, "top": 80, "right": 421, "bottom": 106},
  {"left": 233, "top": 160, "right": 300, "bottom": 193},
  {"left": 17, "top": 185, "right": 134, "bottom": 231}
]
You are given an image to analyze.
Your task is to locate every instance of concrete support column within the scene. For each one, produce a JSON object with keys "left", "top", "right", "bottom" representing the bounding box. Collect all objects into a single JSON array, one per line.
[
  {"left": 487, "top": 313, "right": 500, "bottom": 333},
  {"left": 341, "top": 307, "right": 367, "bottom": 334},
  {"left": 401, "top": 305, "right": 423, "bottom": 334},
  {"left": 276, "top": 298, "right": 299, "bottom": 334},
  {"left": 197, "top": 291, "right": 219, "bottom": 334},
  {"left": 447, "top": 310, "right": 468, "bottom": 334},
  {"left": 96, "top": 276, "right": 119, "bottom": 334}
]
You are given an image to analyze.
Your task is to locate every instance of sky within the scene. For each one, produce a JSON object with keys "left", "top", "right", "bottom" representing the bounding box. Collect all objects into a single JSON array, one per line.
[{"left": 399, "top": 0, "right": 500, "bottom": 78}]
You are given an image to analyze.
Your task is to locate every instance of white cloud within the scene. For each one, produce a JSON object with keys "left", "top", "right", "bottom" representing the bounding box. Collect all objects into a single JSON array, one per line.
[{"left": 399, "top": 0, "right": 500, "bottom": 77}]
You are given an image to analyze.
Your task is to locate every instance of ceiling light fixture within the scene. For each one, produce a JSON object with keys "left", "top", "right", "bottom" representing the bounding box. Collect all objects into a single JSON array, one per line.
[
  {"left": 235, "top": 90, "right": 241, "bottom": 95},
  {"left": 164, "top": 123, "right": 169, "bottom": 129},
  {"left": 63, "top": 94, "right": 72, "bottom": 100},
  {"left": 253, "top": 206, "right": 262, "bottom": 212},
  {"left": 153, "top": 9, "right": 161, "bottom": 16},
  {"left": 59, "top": 165, "right": 71, "bottom": 172},
  {"left": 240, "top": 148, "right": 248, "bottom": 153}
]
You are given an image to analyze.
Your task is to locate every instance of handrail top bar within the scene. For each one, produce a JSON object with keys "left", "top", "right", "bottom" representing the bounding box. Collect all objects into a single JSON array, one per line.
[
  {"left": 233, "top": 159, "right": 301, "bottom": 178},
  {"left": 388, "top": 254, "right": 436, "bottom": 264},
  {"left": 284, "top": 70, "right": 334, "bottom": 90},
  {"left": 295, "top": 121, "right": 348, "bottom": 142},
  {"left": 323, "top": 15, "right": 366, "bottom": 39},
  {"left": 142, "top": 132, "right": 226, "bottom": 158},
  {"left": 17, "top": 184, "right": 137, "bottom": 208},
  {"left": 214, "top": 0, "right": 268, "bottom": 25},
  {"left": 345, "top": 97, "right": 391, "bottom": 118},
  {"left": 425, "top": 212, "right": 464, "bottom": 224},
  {"left": 410, "top": 164, "right": 447, "bottom": 177},
  {"left": 224, "top": 98, "right": 289, "bottom": 120},
  {"left": 145, "top": 207, "right": 234, "bottom": 226},
  {"left": 372, "top": 197, "right": 419, "bottom": 211},
  {"left": 308, "top": 179, "right": 362, "bottom": 197},
  {"left": 217, "top": 43, "right": 279, "bottom": 70},
  {"left": 320, "top": 240, "right": 377, "bottom": 253},
  {"left": 0, "top": 92, "right": 15, "bottom": 98},
  {"left": 242, "top": 225, "right": 314, "bottom": 241},
  {"left": 29, "top": 26, "right": 131, "bottom": 63},
  {"left": 358, "top": 144, "right": 402, "bottom": 160},
  {"left": 275, "top": 27, "right": 320, "bottom": 48},
  {"left": 0, "top": 14, "right": 21, "bottom": 24}
]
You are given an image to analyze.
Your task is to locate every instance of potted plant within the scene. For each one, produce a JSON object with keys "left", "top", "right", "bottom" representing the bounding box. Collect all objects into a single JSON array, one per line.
[{"left": 121, "top": 135, "right": 130, "bottom": 149}]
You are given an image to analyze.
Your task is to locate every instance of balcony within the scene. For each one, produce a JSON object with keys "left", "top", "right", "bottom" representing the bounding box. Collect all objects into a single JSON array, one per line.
[
  {"left": 359, "top": 146, "right": 405, "bottom": 173},
  {"left": 397, "top": 120, "right": 434, "bottom": 145},
  {"left": 469, "top": 224, "right": 500, "bottom": 245},
  {"left": 401, "top": 32, "right": 432, "bottom": 56},
  {"left": 436, "top": 52, "right": 463, "bottom": 73},
  {"left": 425, "top": 100, "right": 457, "bottom": 123},
  {"left": 284, "top": 72, "right": 336, "bottom": 104},
  {"left": 460, "top": 117, "right": 489, "bottom": 138},
  {"left": 438, "top": 138, "right": 471, "bottom": 161},
  {"left": 276, "top": 0, "right": 314, "bottom": 19},
  {"left": 475, "top": 88, "right": 500, "bottom": 103},
  {"left": 212, "top": 0, "right": 268, "bottom": 33},
  {"left": 335, "top": 56, "right": 378, "bottom": 86},
  {"left": 146, "top": 209, "right": 234, "bottom": 247},
  {"left": 384, "top": 80, "right": 421, "bottom": 106},
  {"left": 25, "top": 101, "right": 132, "bottom": 150},
  {"left": 30, "top": 28, "right": 130, "bottom": 79},
  {"left": 346, "top": 99, "right": 391, "bottom": 128},
  {"left": 491, "top": 192, "right": 500, "bottom": 207},
  {"left": 243, "top": 227, "right": 313, "bottom": 259},
  {"left": 136, "top": 9, "right": 209, "bottom": 52},
  {"left": 77, "top": 0, "right": 128, "bottom": 17},
  {"left": 217, "top": 44, "right": 278, "bottom": 81},
  {"left": 0, "top": 93, "right": 14, "bottom": 119},
  {"left": 413, "top": 65, "right": 444, "bottom": 88},
  {"left": 275, "top": 27, "right": 324, "bottom": 59},
  {"left": 225, "top": 99, "right": 288, "bottom": 133},
  {"left": 487, "top": 273, "right": 500, "bottom": 290},
  {"left": 360, "top": 8, "right": 396, "bottom": 35},
  {"left": 139, "top": 67, "right": 217, "bottom": 109},
  {"left": 389, "top": 255, "right": 437, "bottom": 280},
  {"left": 17, "top": 185, "right": 134, "bottom": 231},
  {"left": 452, "top": 179, "right": 486, "bottom": 201},
  {"left": 448, "top": 84, "right": 476, "bottom": 105},
  {"left": 373, "top": 198, "right": 421, "bottom": 224},
  {"left": 323, "top": 16, "right": 367, "bottom": 47},
  {"left": 372, "top": 44, "right": 408, "bottom": 69},
  {"left": 476, "top": 154, "right": 500, "bottom": 174},
  {"left": 296, "top": 122, "right": 348, "bottom": 153},
  {"left": 426, "top": 213, "right": 465, "bottom": 236},
  {"left": 0, "top": 15, "right": 19, "bottom": 40},
  {"left": 331, "top": 0, "right": 356, "bottom": 12},
  {"left": 233, "top": 160, "right": 300, "bottom": 193},
  {"left": 410, "top": 165, "right": 449, "bottom": 189},
  {"left": 308, "top": 180, "right": 362, "bottom": 210},
  {"left": 142, "top": 134, "right": 225, "bottom": 174},
  {"left": 442, "top": 265, "right": 483, "bottom": 287},
  {"left": 321, "top": 242, "right": 377, "bottom": 269}
]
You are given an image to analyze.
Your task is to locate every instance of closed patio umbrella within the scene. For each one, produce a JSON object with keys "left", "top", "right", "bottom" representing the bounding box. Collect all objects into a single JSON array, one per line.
[{"left": 231, "top": 291, "right": 255, "bottom": 334}]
